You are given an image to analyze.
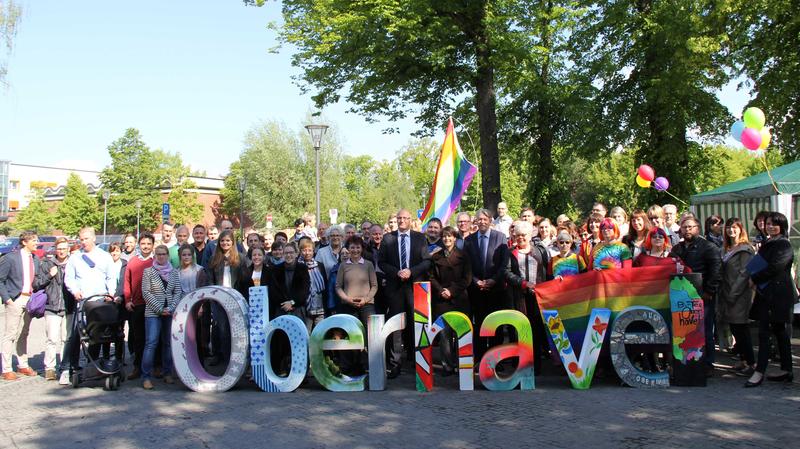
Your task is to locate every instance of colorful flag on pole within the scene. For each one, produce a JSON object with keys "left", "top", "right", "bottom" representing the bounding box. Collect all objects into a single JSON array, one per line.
[
  {"left": 420, "top": 117, "right": 478, "bottom": 228},
  {"left": 535, "top": 265, "right": 674, "bottom": 355}
]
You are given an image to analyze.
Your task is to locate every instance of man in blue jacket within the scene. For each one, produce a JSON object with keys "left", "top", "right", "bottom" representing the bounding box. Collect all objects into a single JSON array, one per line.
[{"left": 0, "top": 231, "right": 40, "bottom": 381}]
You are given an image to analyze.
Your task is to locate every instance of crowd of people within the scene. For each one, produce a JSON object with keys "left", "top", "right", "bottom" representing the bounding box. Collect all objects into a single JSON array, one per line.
[{"left": 0, "top": 201, "right": 796, "bottom": 390}]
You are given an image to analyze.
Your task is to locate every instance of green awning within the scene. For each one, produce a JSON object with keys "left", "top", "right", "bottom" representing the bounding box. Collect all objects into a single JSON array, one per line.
[{"left": 691, "top": 159, "right": 800, "bottom": 204}]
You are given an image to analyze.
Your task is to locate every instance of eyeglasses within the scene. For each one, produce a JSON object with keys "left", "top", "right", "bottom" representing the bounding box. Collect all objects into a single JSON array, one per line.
[
  {"left": 557, "top": 241, "right": 571, "bottom": 245},
  {"left": 155, "top": 252, "right": 168, "bottom": 256},
  {"left": 651, "top": 235, "right": 665, "bottom": 239}
]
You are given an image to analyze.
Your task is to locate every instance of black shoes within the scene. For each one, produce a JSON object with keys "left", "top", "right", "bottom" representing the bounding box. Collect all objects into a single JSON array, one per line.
[
  {"left": 744, "top": 375, "right": 763, "bottom": 388},
  {"left": 387, "top": 366, "right": 401, "bottom": 379},
  {"left": 766, "top": 372, "right": 794, "bottom": 382}
]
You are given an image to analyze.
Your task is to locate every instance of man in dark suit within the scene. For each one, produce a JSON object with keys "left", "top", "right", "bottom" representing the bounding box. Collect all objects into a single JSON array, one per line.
[
  {"left": 0, "top": 231, "right": 40, "bottom": 381},
  {"left": 378, "top": 209, "right": 431, "bottom": 378},
  {"left": 464, "top": 209, "right": 510, "bottom": 360}
]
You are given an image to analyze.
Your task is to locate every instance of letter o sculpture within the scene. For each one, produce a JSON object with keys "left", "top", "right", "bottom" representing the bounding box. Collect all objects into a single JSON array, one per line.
[{"left": 171, "top": 286, "right": 249, "bottom": 393}]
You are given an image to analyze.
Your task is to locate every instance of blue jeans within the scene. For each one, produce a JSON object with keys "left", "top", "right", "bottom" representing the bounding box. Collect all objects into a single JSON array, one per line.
[{"left": 142, "top": 316, "right": 172, "bottom": 380}]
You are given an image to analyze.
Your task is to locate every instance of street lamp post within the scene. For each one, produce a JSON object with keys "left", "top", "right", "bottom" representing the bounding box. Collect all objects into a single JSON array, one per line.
[
  {"left": 102, "top": 189, "right": 110, "bottom": 244},
  {"left": 304, "top": 124, "right": 329, "bottom": 226},
  {"left": 135, "top": 199, "right": 142, "bottom": 241},
  {"left": 238, "top": 177, "right": 247, "bottom": 243}
]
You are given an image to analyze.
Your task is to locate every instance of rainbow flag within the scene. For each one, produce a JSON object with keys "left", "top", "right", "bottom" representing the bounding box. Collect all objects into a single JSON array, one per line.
[
  {"left": 535, "top": 265, "right": 674, "bottom": 354},
  {"left": 420, "top": 117, "right": 477, "bottom": 228}
]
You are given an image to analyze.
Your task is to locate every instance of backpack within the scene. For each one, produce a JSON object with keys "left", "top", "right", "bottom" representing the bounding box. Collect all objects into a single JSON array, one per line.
[{"left": 26, "top": 290, "right": 47, "bottom": 318}]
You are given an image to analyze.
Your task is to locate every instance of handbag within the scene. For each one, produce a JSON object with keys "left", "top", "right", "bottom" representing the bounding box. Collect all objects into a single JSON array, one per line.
[{"left": 26, "top": 290, "right": 47, "bottom": 318}]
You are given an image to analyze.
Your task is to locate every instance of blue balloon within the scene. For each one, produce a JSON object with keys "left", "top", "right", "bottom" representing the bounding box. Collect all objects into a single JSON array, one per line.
[{"left": 730, "top": 120, "right": 745, "bottom": 142}]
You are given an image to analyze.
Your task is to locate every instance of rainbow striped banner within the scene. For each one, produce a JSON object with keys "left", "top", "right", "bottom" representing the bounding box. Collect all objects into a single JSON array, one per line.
[
  {"left": 535, "top": 266, "right": 674, "bottom": 354},
  {"left": 420, "top": 117, "right": 477, "bottom": 228}
]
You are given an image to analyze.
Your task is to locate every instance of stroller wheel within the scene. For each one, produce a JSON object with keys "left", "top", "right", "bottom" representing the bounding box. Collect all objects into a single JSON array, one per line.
[
  {"left": 104, "top": 377, "right": 113, "bottom": 391},
  {"left": 71, "top": 373, "right": 80, "bottom": 389},
  {"left": 114, "top": 376, "right": 121, "bottom": 390}
]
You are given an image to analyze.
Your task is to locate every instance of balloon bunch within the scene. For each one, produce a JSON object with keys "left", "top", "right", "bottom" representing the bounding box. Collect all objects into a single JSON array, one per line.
[
  {"left": 730, "top": 107, "right": 770, "bottom": 153},
  {"left": 635, "top": 164, "right": 686, "bottom": 205},
  {"left": 731, "top": 107, "right": 781, "bottom": 193}
]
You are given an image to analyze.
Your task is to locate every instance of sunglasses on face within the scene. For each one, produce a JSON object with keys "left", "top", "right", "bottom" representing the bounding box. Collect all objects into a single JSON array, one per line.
[{"left": 557, "top": 241, "right": 571, "bottom": 245}]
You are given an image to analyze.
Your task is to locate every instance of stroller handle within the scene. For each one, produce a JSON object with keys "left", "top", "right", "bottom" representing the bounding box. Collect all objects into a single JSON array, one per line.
[{"left": 76, "top": 294, "right": 116, "bottom": 311}]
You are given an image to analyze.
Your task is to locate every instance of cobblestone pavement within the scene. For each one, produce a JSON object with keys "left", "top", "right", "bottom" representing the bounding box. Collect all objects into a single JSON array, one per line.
[{"left": 1, "top": 310, "right": 798, "bottom": 449}]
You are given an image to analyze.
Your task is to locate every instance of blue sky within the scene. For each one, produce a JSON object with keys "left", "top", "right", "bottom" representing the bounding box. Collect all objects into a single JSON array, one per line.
[{"left": 1, "top": 1, "right": 751, "bottom": 178}]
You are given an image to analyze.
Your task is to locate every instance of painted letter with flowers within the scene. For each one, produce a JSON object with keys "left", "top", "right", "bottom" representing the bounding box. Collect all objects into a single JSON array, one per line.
[{"left": 543, "top": 308, "right": 611, "bottom": 390}]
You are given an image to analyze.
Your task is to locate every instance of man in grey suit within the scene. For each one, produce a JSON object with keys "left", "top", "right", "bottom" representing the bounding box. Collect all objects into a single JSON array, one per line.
[
  {"left": 464, "top": 209, "right": 510, "bottom": 360},
  {"left": 378, "top": 209, "right": 431, "bottom": 378}
]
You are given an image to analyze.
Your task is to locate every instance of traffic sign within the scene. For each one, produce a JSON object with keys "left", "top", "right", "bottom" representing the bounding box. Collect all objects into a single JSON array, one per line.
[
  {"left": 329, "top": 208, "right": 338, "bottom": 224},
  {"left": 162, "top": 203, "right": 170, "bottom": 223}
]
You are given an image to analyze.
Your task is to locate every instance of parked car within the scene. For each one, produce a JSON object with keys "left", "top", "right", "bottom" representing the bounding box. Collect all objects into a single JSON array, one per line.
[
  {"left": 0, "top": 237, "right": 20, "bottom": 257},
  {"left": 34, "top": 241, "right": 56, "bottom": 259}
]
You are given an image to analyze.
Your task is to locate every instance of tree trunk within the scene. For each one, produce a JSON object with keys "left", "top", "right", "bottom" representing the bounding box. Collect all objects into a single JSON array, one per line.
[{"left": 474, "top": 3, "right": 502, "bottom": 215}]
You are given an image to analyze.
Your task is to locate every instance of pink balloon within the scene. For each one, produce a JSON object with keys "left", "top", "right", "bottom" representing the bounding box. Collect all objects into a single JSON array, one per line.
[
  {"left": 637, "top": 164, "right": 655, "bottom": 182},
  {"left": 654, "top": 177, "right": 669, "bottom": 191},
  {"left": 741, "top": 127, "right": 762, "bottom": 150}
]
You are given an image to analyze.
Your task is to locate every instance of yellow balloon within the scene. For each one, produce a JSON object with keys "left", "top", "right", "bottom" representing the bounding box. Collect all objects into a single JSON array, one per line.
[
  {"left": 759, "top": 128, "right": 771, "bottom": 150},
  {"left": 636, "top": 175, "right": 651, "bottom": 188}
]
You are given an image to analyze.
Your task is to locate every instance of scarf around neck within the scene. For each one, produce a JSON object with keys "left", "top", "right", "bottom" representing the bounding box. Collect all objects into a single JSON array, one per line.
[{"left": 152, "top": 259, "right": 173, "bottom": 281}]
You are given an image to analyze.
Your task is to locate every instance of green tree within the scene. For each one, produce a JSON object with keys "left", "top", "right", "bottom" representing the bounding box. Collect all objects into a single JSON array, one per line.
[
  {"left": 250, "top": 0, "right": 543, "bottom": 212},
  {"left": 163, "top": 179, "right": 204, "bottom": 226},
  {"left": 0, "top": 0, "right": 22, "bottom": 86},
  {"left": 223, "top": 121, "right": 313, "bottom": 229},
  {"left": 14, "top": 189, "right": 52, "bottom": 234},
  {"left": 729, "top": 0, "right": 800, "bottom": 159},
  {"left": 99, "top": 129, "right": 162, "bottom": 232},
  {"left": 573, "top": 0, "right": 732, "bottom": 204},
  {"left": 55, "top": 173, "right": 101, "bottom": 236}
]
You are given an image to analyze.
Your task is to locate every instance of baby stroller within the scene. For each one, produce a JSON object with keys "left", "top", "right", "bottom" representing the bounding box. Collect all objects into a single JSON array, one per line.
[{"left": 70, "top": 294, "right": 125, "bottom": 391}]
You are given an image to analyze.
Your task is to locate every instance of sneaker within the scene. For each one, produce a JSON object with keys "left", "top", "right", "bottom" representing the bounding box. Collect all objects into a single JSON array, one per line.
[
  {"left": 163, "top": 375, "right": 175, "bottom": 384},
  {"left": 58, "top": 371, "right": 71, "bottom": 385},
  {"left": 143, "top": 379, "right": 154, "bottom": 390},
  {"left": 17, "top": 367, "right": 37, "bottom": 377},
  {"left": 45, "top": 369, "right": 57, "bottom": 381},
  {"left": 2, "top": 372, "right": 19, "bottom": 381}
]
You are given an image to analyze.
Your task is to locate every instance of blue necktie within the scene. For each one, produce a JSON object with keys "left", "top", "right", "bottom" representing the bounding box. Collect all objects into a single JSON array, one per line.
[
  {"left": 400, "top": 234, "right": 408, "bottom": 270},
  {"left": 480, "top": 234, "right": 488, "bottom": 267}
]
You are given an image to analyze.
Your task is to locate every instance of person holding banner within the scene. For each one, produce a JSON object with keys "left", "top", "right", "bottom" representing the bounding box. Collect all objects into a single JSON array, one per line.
[
  {"left": 506, "top": 220, "right": 548, "bottom": 374},
  {"left": 632, "top": 228, "right": 686, "bottom": 271},
  {"left": 746, "top": 212, "right": 796, "bottom": 387},
  {"left": 670, "top": 216, "right": 722, "bottom": 378}
]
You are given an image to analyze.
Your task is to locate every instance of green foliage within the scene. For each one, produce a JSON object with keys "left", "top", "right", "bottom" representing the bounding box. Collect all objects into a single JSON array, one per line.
[
  {"left": 728, "top": 0, "right": 800, "bottom": 159},
  {"left": 99, "top": 128, "right": 204, "bottom": 233},
  {"left": 55, "top": 173, "right": 101, "bottom": 236},
  {"left": 14, "top": 189, "right": 52, "bottom": 235}
]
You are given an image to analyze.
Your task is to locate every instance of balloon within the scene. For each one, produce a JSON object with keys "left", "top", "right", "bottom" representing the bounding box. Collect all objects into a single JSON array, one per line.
[
  {"left": 741, "top": 127, "right": 762, "bottom": 150},
  {"left": 758, "top": 128, "right": 771, "bottom": 150},
  {"left": 654, "top": 177, "right": 669, "bottom": 191},
  {"left": 730, "top": 120, "right": 745, "bottom": 142},
  {"left": 635, "top": 175, "right": 651, "bottom": 188},
  {"left": 637, "top": 165, "right": 655, "bottom": 182},
  {"left": 743, "top": 107, "right": 765, "bottom": 130}
]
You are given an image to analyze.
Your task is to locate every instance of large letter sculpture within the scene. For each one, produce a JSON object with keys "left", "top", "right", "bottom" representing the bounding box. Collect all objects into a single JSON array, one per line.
[
  {"left": 478, "top": 310, "right": 534, "bottom": 391},
  {"left": 309, "top": 314, "right": 366, "bottom": 392},
  {"left": 543, "top": 308, "right": 610, "bottom": 389},
  {"left": 413, "top": 281, "right": 474, "bottom": 392},
  {"left": 367, "top": 313, "right": 406, "bottom": 391},
  {"left": 171, "top": 286, "right": 249, "bottom": 393},
  {"left": 414, "top": 282, "right": 434, "bottom": 391},
  {"left": 609, "top": 306, "right": 670, "bottom": 388},
  {"left": 249, "top": 286, "right": 308, "bottom": 392},
  {"left": 670, "top": 274, "right": 706, "bottom": 386}
]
